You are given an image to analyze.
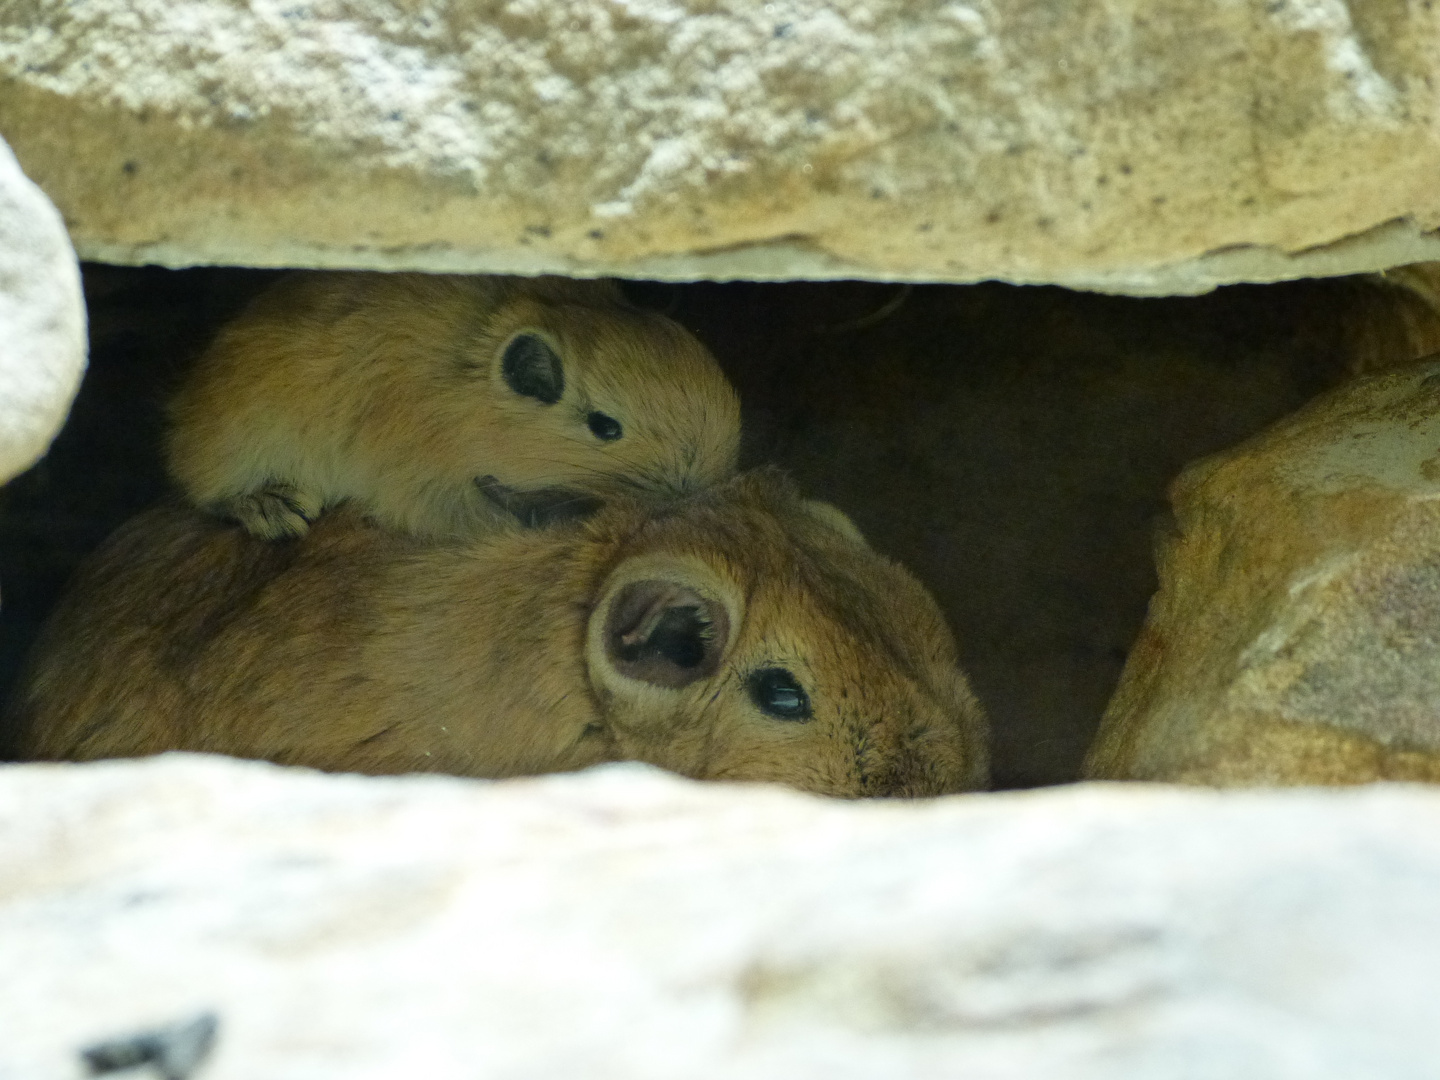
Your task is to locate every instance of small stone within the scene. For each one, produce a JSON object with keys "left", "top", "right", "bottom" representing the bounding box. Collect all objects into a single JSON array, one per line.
[{"left": 82, "top": 1013, "right": 218, "bottom": 1080}]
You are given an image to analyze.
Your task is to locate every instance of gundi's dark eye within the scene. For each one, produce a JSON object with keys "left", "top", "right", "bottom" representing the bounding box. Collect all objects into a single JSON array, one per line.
[
  {"left": 587, "top": 411, "right": 623, "bottom": 441},
  {"left": 747, "top": 667, "right": 813, "bottom": 722}
]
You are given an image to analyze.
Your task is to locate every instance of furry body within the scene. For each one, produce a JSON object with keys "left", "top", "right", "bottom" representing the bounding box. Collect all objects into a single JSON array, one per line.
[
  {"left": 167, "top": 272, "right": 740, "bottom": 539},
  {"left": 10, "top": 472, "right": 988, "bottom": 797}
]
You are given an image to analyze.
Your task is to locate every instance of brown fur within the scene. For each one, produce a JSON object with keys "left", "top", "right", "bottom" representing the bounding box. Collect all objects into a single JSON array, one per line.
[
  {"left": 8, "top": 470, "right": 988, "bottom": 797},
  {"left": 166, "top": 272, "right": 741, "bottom": 539}
]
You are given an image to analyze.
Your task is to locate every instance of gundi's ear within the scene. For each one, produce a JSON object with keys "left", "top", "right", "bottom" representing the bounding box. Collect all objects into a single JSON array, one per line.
[
  {"left": 501, "top": 331, "right": 564, "bottom": 404},
  {"left": 802, "top": 499, "right": 870, "bottom": 549},
  {"left": 602, "top": 580, "right": 729, "bottom": 689}
]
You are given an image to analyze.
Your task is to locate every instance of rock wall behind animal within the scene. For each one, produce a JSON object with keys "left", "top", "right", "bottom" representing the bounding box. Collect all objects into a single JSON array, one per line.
[{"left": 7, "top": 267, "right": 1428, "bottom": 787}]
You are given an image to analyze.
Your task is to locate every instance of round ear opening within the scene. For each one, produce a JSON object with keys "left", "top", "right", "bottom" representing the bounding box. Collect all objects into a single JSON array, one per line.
[
  {"left": 603, "top": 579, "right": 730, "bottom": 690},
  {"left": 501, "top": 332, "right": 565, "bottom": 404}
]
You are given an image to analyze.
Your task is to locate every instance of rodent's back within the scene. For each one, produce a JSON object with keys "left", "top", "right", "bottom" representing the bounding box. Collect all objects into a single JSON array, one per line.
[
  {"left": 7, "top": 505, "right": 614, "bottom": 776},
  {"left": 8, "top": 505, "right": 388, "bottom": 765}
]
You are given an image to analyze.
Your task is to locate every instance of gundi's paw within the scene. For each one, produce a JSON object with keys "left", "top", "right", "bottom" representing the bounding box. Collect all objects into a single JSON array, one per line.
[{"left": 220, "top": 483, "right": 324, "bottom": 540}]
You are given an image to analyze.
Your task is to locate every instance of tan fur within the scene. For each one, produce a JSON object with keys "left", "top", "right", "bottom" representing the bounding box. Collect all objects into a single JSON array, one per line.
[
  {"left": 166, "top": 271, "right": 741, "bottom": 539},
  {"left": 8, "top": 471, "right": 988, "bottom": 797}
]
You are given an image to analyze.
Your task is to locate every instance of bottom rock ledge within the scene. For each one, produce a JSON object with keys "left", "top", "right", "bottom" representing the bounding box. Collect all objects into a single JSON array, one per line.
[{"left": 1, "top": 753, "right": 1438, "bottom": 1080}]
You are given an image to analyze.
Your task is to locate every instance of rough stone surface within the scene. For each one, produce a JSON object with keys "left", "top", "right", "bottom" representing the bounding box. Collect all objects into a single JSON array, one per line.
[
  {"left": 4, "top": 754, "right": 1440, "bottom": 1078},
  {"left": 5, "top": 1, "right": 1440, "bottom": 292},
  {"left": 1086, "top": 359, "right": 1440, "bottom": 785},
  {"left": 0, "top": 134, "right": 85, "bottom": 486},
  {"left": 1350, "top": 263, "right": 1440, "bottom": 372}
]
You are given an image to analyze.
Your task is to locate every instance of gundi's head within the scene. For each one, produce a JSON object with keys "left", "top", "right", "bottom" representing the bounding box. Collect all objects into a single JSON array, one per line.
[
  {"left": 578, "top": 469, "right": 989, "bottom": 797},
  {"left": 454, "top": 277, "right": 740, "bottom": 521}
]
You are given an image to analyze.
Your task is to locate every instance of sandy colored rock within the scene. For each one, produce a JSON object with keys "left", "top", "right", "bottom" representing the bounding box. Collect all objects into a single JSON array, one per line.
[
  {"left": 1344, "top": 262, "right": 1440, "bottom": 374},
  {"left": 0, "top": 134, "right": 85, "bottom": 485},
  {"left": 4, "top": 1, "right": 1440, "bottom": 292},
  {"left": 5, "top": 753, "right": 1440, "bottom": 1078},
  {"left": 1086, "top": 359, "right": 1440, "bottom": 785}
]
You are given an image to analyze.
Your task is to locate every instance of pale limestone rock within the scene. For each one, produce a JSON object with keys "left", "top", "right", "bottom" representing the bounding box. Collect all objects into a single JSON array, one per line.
[
  {"left": 1086, "top": 359, "right": 1440, "bottom": 785},
  {"left": 0, "top": 133, "right": 85, "bottom": 485},
  {"left": 4, "top": 2, "right": 1440, "bottom": 292},
  {"left": 3, "top": 754, "right": 1440, "bottom": 1078}
]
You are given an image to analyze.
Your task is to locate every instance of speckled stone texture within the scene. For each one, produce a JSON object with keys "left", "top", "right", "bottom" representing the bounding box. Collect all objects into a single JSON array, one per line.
[
  {"left": 1087, "top": 358, "right": 1440, "bottom": 785},
  {"left": 4, "top": 1, "right": 1440, "bottom": 291},
  {"left": 0, "top": 134, "right": 85, "bottom": 485},
  {"left": 5, "top": 754, "right": 1440, "bottom": 1079}
]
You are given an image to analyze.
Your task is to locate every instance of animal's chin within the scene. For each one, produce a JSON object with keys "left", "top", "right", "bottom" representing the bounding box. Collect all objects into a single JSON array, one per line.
[{"left": 474, "top": 476, "right": 604, "bottom": 528}]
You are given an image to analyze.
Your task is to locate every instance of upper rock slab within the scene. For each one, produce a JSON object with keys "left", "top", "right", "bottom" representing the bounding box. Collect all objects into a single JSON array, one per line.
[{"left": 5, "top": 1, "right": 1440, "bottom": 292}]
